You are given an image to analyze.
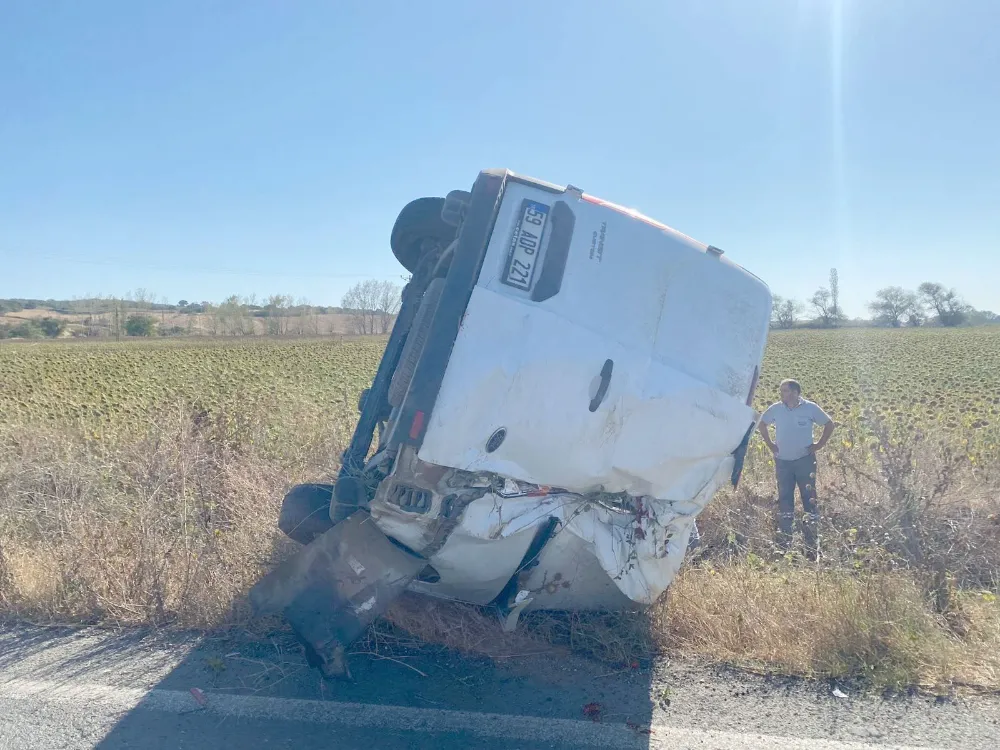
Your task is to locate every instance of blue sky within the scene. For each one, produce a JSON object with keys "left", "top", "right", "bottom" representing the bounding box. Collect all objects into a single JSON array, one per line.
[{"left": 1, "top": 0, "right": 997, "bottom": 315}]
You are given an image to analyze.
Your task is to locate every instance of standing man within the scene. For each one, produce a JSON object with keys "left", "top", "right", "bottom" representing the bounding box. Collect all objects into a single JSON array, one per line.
[{"left": 757, "top": 379, "right": 834, "bottom": 558}]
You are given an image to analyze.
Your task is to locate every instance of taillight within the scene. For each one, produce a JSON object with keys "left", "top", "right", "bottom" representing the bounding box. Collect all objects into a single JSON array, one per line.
[{"left": 409, "top": 410, "right": 426, "bottom": 440}]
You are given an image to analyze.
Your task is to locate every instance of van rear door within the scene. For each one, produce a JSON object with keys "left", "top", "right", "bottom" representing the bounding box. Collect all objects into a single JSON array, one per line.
[{"left": 413, "top": 173, "right": 770, "bottom": 499}]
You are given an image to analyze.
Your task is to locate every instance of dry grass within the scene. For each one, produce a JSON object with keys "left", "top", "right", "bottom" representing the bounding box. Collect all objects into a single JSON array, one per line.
[
  {"left": 1, "top": 400, "right": 998, "bottom": 691},
  {"left": 663, "top": 566, "right": 1000, "bottom": 691},
  {"left": 0, "top": 406, "right": 325, "bottom": 627}
]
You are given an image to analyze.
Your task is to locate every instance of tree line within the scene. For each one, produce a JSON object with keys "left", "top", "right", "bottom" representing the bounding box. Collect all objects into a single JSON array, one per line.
[
  {"left": 0, "top": 280, "right": 403, "bottom": 340},
  {"left": 5, "top": 273, "right": 994, "bottom": 340},
  {"left": 771, "top": 269, "right": 997, "bottom": 330}
]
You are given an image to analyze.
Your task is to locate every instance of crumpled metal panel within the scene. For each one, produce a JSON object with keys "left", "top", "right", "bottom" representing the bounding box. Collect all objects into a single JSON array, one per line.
[
  {"left": 249, "top": 511, "right": 424, "bottom": 678},
  {"left": 374, "top": 457, "right": 732, "bottom": 610}
]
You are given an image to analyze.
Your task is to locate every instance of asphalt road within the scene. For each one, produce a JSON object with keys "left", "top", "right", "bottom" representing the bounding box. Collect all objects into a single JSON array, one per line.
[{"left": 1, "top": 625, "right": 997, "bottom": 749}]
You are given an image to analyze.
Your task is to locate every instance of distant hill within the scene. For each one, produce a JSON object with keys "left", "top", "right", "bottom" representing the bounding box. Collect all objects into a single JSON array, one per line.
[
  {"left": 0, "top": 297, "right": 359, "bottom": 339},
  {"left": 0, "top": 297, "right": 344, "bottom": 316}
]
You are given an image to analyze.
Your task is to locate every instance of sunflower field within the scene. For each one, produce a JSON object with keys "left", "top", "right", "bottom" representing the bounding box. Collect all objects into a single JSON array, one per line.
[
  {"left": 755, "top": 328, "right": 1000, "bottom": 463},
  {"left": 2, "top": 329, "right": 998, "bottom": 459}
]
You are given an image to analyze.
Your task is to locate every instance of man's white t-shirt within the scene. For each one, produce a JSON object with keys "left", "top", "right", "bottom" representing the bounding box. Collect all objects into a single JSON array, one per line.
[{"left": 760, "top": 399, "right": 832, "bottom": 462}]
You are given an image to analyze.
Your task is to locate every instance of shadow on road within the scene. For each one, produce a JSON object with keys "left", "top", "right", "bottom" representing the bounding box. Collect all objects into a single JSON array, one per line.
[{"left": 3, "top": 615, "right": 655, "bottom": 749}]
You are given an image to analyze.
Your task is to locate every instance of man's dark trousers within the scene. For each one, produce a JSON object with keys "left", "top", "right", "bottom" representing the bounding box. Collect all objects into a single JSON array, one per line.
[{"left": 776, "top": 454, "right": 819, "bottom": 554}]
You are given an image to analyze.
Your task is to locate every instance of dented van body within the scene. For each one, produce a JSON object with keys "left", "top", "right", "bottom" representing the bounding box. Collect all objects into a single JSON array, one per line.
[{"left": 250, "top": 169, "right": 771, "bottom": 676}]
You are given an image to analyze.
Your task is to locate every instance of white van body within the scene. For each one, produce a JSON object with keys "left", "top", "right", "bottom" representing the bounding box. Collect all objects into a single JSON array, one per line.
[
  {"left": 253, "top": 170, "right": 772, "bottom": 676},
  {"left": 369, "top": 172, "right": 771, "bottom": 611}
]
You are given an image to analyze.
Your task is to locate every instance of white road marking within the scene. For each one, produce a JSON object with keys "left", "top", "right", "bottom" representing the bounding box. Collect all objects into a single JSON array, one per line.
[{"left": 0, "top": 678, "right": 945, "bottom": 750}]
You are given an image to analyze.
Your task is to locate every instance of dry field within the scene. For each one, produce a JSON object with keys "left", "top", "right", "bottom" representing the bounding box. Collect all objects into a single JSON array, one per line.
[
  {"left": 1, "top": 328, "right": 998, "bottom": 691},
  {"left": 0, "top": 308, "right": 359, "bottom": 336}
]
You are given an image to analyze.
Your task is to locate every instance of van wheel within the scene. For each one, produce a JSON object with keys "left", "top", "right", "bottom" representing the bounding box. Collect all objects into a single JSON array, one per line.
[
  {"left": 389, "top": 277, "right": 445, "bottom": 408},
  {"left": 278, "top": 483, "right": 335, "bottom": 544},
  {"left": 441, "top": 190, "right": 471, "bottom": 227},
  {"left": 390, "top": 197, "right": 456, "bottom": 273}
]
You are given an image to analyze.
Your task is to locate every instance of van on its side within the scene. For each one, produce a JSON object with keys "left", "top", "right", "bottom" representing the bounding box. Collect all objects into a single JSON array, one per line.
[{"left": 251, "top": 169, "right": 772, "bottom": 677}]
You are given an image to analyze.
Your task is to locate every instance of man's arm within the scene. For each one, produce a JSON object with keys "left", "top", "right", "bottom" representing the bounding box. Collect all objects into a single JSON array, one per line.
[
  {"left": 809, "top": 410, "right": 836, "bottom": 453},
  {"left": 757, "top": 420, "right": 778, "bottom": 455}
]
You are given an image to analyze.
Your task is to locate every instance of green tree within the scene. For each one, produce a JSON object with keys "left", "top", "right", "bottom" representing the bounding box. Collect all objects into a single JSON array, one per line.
[
  {"left": 125, "top": 314, "right": 157, "bottom": 337},
  {"left": 810, "top": 288, "right": 837, "bottom": 327},
  {"left": 771, "top": 296, "right": 804, "bottom": 329},
  {"left": 868, "top": 287, "right": 920, "bottom": 328},
  {"left": 918, "top": 282, "right": 970, "bottom": 327},
  {"left": 38, "top": 317, "right": 67, "bottom": 338},
  {"left": 342, "top": 280, "right": 402, "bottom": 335},
  {"left": 6, "top": 320, "right": 44, "bottom": 339},
  {"left": 829, "top": 268, "right": 843, "bottom": 326}
]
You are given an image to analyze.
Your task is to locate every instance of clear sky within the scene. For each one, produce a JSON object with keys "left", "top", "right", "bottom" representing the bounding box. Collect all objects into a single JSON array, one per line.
[{"left": 1, "top": 0, "right": 997, "bottom": 315}]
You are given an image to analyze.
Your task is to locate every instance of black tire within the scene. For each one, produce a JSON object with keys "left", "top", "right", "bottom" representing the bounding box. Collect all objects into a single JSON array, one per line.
[
  {"left": 390, "top": 197, "right": 456, "bottom": 273},
  {"left": 441, "top": 190, "right": 472, "bottom": 227},
  {"left": 388, "top": 277, "right": 445, "bottom": 408},
  {"left": 278, "top": 483, "right": 335, "bottom": 545},
  {"left": 330, "top": 475, "right": 368, "bottom": 524}
]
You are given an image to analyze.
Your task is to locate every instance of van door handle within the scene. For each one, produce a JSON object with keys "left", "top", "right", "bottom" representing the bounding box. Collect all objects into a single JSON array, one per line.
[{"left": 589, "top": 359, "right": 614, "bottom": 412}]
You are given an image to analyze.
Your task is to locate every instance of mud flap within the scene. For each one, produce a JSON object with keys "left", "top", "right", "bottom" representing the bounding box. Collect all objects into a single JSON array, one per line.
[
  {"left": 730, "top": 421, "right": 756, "bottom": 487},
  {"left": 249, "top": 511, "right": 425, "bottom": 679}
]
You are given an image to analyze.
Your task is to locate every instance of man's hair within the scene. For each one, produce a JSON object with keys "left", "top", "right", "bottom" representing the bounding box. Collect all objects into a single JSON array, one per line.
[{"left": 780, "top": 378, "right": 802, "bottom": 394}]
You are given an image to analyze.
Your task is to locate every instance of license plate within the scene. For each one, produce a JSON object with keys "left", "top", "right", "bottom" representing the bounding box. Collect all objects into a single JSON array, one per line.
[{"left": 502, "top": 199, "right": 549, "bottom": 291}]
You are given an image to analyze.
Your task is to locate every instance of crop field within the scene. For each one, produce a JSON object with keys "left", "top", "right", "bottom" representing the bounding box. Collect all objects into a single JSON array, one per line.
[
  {"left": 0, "top": 338, "right": 382, "bottom": 450},
  {"left": 2, "top": 327, "right": 999, "bottom": 458},
  {"left": 758, "top": 328, "right": 1000, "bottom": 461},
  {"left": 1, "top": 327, "right": 999, "bottom": 690}
]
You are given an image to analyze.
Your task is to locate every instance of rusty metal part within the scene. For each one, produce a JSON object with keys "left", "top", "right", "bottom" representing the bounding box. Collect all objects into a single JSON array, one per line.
[{"left": 249, "top": 511, "right": 425, "bottom": 679}]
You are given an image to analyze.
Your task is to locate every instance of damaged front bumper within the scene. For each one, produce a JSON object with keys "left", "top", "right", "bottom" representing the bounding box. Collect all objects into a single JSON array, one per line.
[
  {"left": 372, "top": 462, "right": 735, "bottom": 612},
  {"left": 249, "top": 452, "right": 735, "bottom": 676}
]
